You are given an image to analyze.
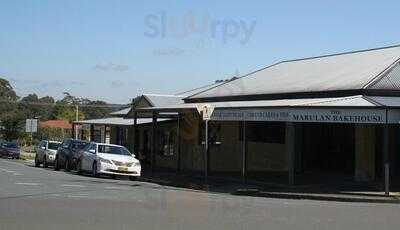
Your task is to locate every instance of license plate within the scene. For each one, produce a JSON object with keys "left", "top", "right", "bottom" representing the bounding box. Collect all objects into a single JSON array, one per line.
[{"left": 118, "top": 167, "right": 128, "bottom": 172}]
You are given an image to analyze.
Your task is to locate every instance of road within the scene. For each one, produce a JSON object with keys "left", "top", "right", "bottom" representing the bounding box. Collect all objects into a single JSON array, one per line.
[{"left": 0, "top": 158, "right": 399, "bottom": 230}]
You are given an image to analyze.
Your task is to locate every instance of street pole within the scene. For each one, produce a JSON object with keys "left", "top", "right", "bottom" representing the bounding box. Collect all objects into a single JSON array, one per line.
[
  {"left": 30, "top": 120, "right": 33, "bottom": 145},
  {"left": 383, "top": 124, "right": 390, "bottom": 196},
  {"left": 242, "top": 120, "right": 246, "bottom": 183},
  {"left": 204, "top": 119, "right": 208, "bottom": 181},
  {"left": 75, "top": 105, "right": 79, "bottom": 140}
]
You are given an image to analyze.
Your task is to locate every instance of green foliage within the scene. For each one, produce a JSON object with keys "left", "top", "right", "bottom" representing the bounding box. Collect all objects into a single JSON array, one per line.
[
  {"left": 40, "top": 127, "right": 69, "bottom": 142},
  {"left": 56, "top": 106, "right": 85, "bottom": 123},
  {"left": 19, "top": 93, "right": 56, "bottom": 120},
  {"left": 0, "top": 112, "right": 24, "bottom": 141},
  {"left": 0, "top": 78, "right": 18, "bottom": 101},
  {"left": 81, "top": 100, "right": 112, "bottom": 120},
  {"left": 0, "top": 78, "right": 122, "bottom": 143},
  {"left": 0, "top": 78, "right": 18, "bottom": 121}
]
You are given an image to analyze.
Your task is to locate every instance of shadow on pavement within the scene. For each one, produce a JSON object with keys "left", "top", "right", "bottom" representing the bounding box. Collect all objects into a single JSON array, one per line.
[{"left": 137, "top": 172, "right": 400, "bottom": 204}]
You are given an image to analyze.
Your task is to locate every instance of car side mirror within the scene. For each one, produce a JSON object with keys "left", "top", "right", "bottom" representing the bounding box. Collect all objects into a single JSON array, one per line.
[
  {"left": 41, "top": 146, "right": 46, "bottom": 150},
  {"left": 88, "top": 149, "right": 95, "bottom": 154}
]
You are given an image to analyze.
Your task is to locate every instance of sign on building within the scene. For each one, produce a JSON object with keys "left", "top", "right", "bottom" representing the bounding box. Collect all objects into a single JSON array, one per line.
[
  {"left": 211, "top": 108, "right": 387, "bottom": 124},
  {"left": 25, "top": 119, "right": 38, "bottom": 133}
]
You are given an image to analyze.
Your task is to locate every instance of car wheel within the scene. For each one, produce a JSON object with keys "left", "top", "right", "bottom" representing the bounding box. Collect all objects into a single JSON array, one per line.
[
  {"left": 65, "top": 159, "right": 71, "bottom": 172},
  {"left": 54, "top": 157, "right": 60, "bottom": 171},
  {"left": 43, "top": 157, "right": 48, "bottom": 168},
  {"left": 129, "top": 176, "right": 137, "bottom": 181},
  {"left": 34, "top": 155, "right": 40, "bottom": 167},
  {"left": 92, "top": 162, "right": 98, "bottom": 178}
]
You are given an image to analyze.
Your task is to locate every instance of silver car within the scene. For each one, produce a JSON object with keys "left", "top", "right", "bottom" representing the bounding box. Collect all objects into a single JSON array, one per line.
[{"left": 35, "top": 140, "right": 61, "bottom": 168}]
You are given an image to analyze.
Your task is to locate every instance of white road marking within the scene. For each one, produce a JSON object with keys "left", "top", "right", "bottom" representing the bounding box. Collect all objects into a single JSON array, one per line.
[
  {"left": 0, "top": 160, "right": 28, "bottom": 166},
  {"left": 0, "top": 167, "right": 15, "bottom": 173},
  {"left": 105, "top": 186, "right": 130, "bottom": 190},
  {"left": 13, "top": 173, "right": 23, "bottom": 176},
  {"left": 60, "top": 184, "right": 86, "bottom": 188},
  {"left": 67, "top": 195, "right": 88, "bottom": 198},
  {"left": 15, "top": 182, "right": 40, "bottom": 186}
]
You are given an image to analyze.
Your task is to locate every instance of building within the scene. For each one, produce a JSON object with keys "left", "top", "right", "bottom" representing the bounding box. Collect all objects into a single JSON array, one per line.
[
  {"left": 39, "top": 120, "right": 72, "bottom": 140},
  {"left": 73, "top": 83, "right": 225, "bottom": 171},
  {"left": 131, "top": 45, "right": 400, "bottom": 194}
]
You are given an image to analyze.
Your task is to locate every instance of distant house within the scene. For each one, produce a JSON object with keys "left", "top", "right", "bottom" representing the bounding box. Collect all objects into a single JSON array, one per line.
[{"left": 39, "top": 120, "right": 72, "bottom": 140}]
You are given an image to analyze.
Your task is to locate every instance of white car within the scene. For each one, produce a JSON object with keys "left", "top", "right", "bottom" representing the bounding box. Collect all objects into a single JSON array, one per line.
[
  {"left": 35, "top": 140, "right": 61, "bottom": 168},
  {"left": 77, "top": 143, "right": 141, "bottom": 180}
]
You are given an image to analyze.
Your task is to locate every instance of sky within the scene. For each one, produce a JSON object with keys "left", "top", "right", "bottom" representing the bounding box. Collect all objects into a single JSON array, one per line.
[{"left": 1, "top": 0, "right": 400, "bottom": 103}]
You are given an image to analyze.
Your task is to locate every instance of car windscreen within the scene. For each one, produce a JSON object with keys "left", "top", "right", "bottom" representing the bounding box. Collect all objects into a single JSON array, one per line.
[
  {"left": 2, "top": 142, "right": 17, "bottom": 148},
  {"left": 98, "top": 145, "right": 131, "bottom": 156},
  {"left": 48, "top": 142, "right": 60, "bottom": 150},
  {"left": 72, "top": 141, "right": 89, "bottom": 150}
]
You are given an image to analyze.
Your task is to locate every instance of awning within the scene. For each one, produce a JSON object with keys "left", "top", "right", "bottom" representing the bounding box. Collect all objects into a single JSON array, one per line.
[
  {"left": 133, "top": 95, "right": 384, "bottom": 113},
  {"left": 73, "top": 117, "right": 171, "bottom": 126},
  {"left": 132, "top": 95, "right": 400, "bottom": 124}
]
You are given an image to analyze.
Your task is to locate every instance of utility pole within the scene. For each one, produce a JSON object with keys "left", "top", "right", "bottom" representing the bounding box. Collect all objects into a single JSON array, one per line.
[
  {"left": 204, "top": 119, "right": 209, "bottom": 181},
  {"left": 75, "top": 105, "right": 79, "bottom": 139}
]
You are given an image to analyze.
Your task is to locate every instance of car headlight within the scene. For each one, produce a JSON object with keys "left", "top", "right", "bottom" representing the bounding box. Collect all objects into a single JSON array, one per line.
[
  {"left": 99, "top": 158, "right": 112, "bottom": 164},
  {"left": 134, "top": 162, "right": 141, "bottom": 167}
]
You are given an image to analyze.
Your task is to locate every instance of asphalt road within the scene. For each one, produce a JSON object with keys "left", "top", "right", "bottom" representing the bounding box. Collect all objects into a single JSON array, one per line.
[{"left": 0, "top": 158, "right": 400, "bottom": 230}]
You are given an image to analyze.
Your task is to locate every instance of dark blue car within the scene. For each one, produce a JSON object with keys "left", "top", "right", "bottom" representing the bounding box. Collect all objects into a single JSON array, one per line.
[{"left": 0, "top": 142, "right": 20, "bottom": 159}]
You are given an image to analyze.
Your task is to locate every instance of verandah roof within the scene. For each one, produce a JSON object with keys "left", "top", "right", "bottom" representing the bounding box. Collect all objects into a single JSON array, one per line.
[
  {"left": 73, "top": 117, "right": 170, "bottom": 126},
  {"left": 133, "top": 95, "right": 396, "bottom": 113}
]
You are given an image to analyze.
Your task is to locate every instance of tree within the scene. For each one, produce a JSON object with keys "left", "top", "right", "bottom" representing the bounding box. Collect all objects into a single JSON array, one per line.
[
  {"left": 0, "top": 78, "right": 20, "bottom": 141},
  {"left": 0, "top": 78, "right": 18, "bottom": 101},
  {"left": 0, "top": 111, "right": 24, "bottom": 141},
  {"left": 56, "top": 106, "right": 85, "bottom": 123},
  {"left": 52, "top": 93, "right": 85, "bottom": 122},
  {"left": 19, "top": 93, "right": 55, "bottom": 120},
  {"left": 0, "top": 78, "right": 18, "bottom": 119},
  {"left": 54, "top": 92, "right": 112, "bottom": 121},
  {"left": 81, "top": 100, "right": 112, "bottom": 120}
]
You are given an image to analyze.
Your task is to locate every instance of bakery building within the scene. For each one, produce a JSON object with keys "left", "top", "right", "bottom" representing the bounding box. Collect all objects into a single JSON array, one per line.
[{"left": 132, "top": 45, "right": 400, "bottom": 193}]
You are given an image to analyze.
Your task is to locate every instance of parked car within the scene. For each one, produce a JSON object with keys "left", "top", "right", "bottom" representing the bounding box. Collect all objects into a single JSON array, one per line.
[
  {"left": 77, "top": 143, "right": 141, "bottom": 180},
  {"left": 35, "top": 140, "right": 61, "bottom": 167},
  {"left": 54, "top": 139, "right": 89, "bottom": 171},
  {"left": 0, "top": 142, "right": 20, "bottom": 159}
]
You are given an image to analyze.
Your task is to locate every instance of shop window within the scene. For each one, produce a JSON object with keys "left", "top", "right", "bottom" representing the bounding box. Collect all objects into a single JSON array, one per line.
[
  {"left": 159, "top": 130, "right": 176, "bottom": 156},
  {"left": 240, "top": 122, "right": 285, "bottom": 144}
]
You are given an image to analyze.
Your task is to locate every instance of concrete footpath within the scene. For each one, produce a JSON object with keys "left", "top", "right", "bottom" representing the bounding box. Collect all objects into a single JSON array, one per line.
[{"left": 138, "top": 172, "right": 400, "bottom": 204}]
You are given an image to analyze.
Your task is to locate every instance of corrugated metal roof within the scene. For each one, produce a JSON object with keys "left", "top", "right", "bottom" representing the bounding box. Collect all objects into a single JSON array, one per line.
[
  {"left": 135, "top": 95, "right": 381, "bottom": 112},
  {"left": 141, "top": 94, "right": 184, "bottom": 107},
  {"left": 175, "top": 82, "right": 225, "bottom": 97},
  {"left": 188, "top": 45, "right": 400, "bottom": 100},
  {"left": 110, "top": 108, "right": 131, "bottom": 116},
  {"left": 368, "top": 62, "right": 400, "bottom": 89},
  {"left": 366, "top": 96, "right": 400, "bottom": 107},
  {"left": 74, "top": 117, "right": 170, "bottom": 126}
]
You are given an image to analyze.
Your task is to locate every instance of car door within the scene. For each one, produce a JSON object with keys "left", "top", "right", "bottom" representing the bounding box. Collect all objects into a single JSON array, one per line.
[
  {"left": 59, "top": 140, "right": 70, "bottom": 164},
  {"left": 82, "top": 144, "right": 96, "bottom": 170},
  {"left": 41, "top": 141, "right": 47, "bottom": 160},
  {"left": 86, "top": 144, "right": 97, "bottom": 170},
  {"left": 37, "top": 141, "right": 45, "bottom": 160}
]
